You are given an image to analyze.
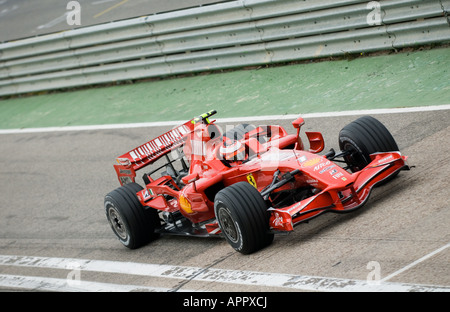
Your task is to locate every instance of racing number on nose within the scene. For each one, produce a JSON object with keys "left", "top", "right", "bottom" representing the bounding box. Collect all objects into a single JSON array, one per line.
[{"left": 247, "top": 174, "right": 257, "bottom": 189}]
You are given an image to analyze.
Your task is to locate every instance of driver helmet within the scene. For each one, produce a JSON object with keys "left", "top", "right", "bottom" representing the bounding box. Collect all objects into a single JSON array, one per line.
[{"left": 220, "top": 140, "right": 245, "bottom": 161}]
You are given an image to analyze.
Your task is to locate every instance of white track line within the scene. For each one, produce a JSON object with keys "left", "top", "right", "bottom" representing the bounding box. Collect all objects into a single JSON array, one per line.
[
  {"left": 0, "top": 274, "right": 187, "bottom": 292},
  {"left": 0, "top": 255, "right": 448, "bottom": 292},
  {"left": 1, "top": 104, "right": 449, "bottom": 134},
  {"left": 381, "top": 243, "right": 450, "bottom": 283}
]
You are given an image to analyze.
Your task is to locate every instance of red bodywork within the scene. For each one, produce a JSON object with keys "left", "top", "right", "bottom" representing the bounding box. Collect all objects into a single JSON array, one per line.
[{"left": 113, "top": 112, "right": 408, "bottom": 236}]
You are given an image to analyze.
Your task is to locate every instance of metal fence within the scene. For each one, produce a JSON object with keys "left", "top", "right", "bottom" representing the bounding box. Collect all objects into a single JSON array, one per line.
[{"left": 0, "top": 0, "right": 449, "bottom": 96}]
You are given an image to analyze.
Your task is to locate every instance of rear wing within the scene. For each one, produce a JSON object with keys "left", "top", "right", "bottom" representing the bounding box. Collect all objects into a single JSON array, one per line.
[{"left": 114, "top": 120, "right": 194, "bottom": 185}]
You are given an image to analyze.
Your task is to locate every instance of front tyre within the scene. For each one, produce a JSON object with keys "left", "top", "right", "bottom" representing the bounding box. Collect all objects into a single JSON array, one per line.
[
  {"left": 104, "top": 183, "right": 160, "bottom": 249},
  {"left": 214, "top": 182, "right": 274, "bottom": 254},
  {"left": 339, "top": 115, "right": 399, "bottom": 172}
]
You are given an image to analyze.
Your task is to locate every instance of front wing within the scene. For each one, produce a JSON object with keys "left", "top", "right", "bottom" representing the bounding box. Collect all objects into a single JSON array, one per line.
[{"left": 268, "top": 152, "right": 409, "bottom": 232}]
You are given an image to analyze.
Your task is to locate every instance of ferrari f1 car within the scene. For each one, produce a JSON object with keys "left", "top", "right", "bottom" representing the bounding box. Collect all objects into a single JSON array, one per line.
[{"left": 104, "top": 110, "right": 409, "bottom": 254}]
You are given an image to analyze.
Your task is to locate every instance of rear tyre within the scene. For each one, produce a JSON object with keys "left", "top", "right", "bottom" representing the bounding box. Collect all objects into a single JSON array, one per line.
[
  {"left": 214, "top": 182, "right": 274, "bottom": 254},
  {"left": 339, "top": 115, "right": 399, "bottom": 172},
  {"left": 104, "top": 183, "right": 160, "bottom": 249}
]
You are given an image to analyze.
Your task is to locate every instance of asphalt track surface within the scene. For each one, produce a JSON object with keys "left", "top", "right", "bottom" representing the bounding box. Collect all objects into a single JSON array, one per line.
[
  {"left": 0, "top": 0, "right": 449, "bottom": 296},
  {"left": 0, "top": 0, "right": 230, "bottom": 42},
  {"left": 0, "top": 108, "right": 449, "bottom": 293}
]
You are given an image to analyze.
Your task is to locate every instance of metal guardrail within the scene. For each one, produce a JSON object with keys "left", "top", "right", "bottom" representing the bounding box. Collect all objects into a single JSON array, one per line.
[{"left": 0, "top": 0, "right": 449, "bottom": 96}]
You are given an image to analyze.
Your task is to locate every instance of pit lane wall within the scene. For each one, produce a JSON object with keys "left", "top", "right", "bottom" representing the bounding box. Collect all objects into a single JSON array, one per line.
[{"left": 0, "top": 0, "right": 449, "bottom": 97}]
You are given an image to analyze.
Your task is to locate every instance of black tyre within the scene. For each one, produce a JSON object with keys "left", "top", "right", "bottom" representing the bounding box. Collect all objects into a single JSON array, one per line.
[
  {"left": 214, "top": 182, "right": 274, "bottom": 254},
  {"left": 104, "top": 183, "right": 160, "bottom": 249},
  {"left": 339, "top": 116, "right": 399, "bottom": 172}
]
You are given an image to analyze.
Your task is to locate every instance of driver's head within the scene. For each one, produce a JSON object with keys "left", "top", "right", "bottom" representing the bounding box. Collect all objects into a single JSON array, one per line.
[{"left": 220, "top": 140, "right": 245, "bottom": 162}]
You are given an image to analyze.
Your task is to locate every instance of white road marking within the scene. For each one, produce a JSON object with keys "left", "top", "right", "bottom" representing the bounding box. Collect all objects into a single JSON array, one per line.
[
  {"left": 92, "top": 0, "right": 117, "bottom": 5},
  {"left": 0, "top": 274, "right": 189, "bottom": 292},
  {"left": 381, "top": 243, "right": 450, "bottom": 282},
  {"left": 37, "top": 12, "right": 69, "bottom": 30},
  {"left": 1, "top": 104, "right": 449, "bottom": 135},
  {"left": 0, "top": 4, "right": 18, "bottom": 17},
  {"left": 0, "top": 255, "right": 448, "bottom": 292}
]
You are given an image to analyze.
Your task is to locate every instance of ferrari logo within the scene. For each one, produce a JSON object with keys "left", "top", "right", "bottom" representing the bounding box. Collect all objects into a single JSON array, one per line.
[{"left": 247, "top": 174, "right": 257, "bottom": 189}]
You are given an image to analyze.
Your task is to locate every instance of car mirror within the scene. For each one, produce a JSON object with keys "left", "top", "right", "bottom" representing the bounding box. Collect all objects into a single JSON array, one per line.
[{"left": 292, "top": 116, "right": 305, "bottom": 129}]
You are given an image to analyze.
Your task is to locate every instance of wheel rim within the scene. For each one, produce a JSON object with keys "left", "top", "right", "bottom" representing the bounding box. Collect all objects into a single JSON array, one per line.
[
  {"left": 218, "top": 208, "right": 239, "bottom": 243},
  {"left": 107, "top": 207, "right": 128, "bottom": 240},
  {"left": 343, "top": 143, "right": 367, "bottom": 172}
]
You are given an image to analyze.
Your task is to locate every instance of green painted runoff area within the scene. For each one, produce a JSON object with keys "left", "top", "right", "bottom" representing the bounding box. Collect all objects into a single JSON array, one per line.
[{"left": 0, "top": 47, "right": 449, "bottom": 129}]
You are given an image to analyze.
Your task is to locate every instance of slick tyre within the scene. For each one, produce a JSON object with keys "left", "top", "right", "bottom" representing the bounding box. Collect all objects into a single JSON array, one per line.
[
  {"left": 104, "top": 183, "right": 160, "bottom": 249},
  {"left": 339, "top": 115, "right": 399, "bottom": 173},
  {"left": 214, "top": 182, "right": 274, "bottom": 254}
]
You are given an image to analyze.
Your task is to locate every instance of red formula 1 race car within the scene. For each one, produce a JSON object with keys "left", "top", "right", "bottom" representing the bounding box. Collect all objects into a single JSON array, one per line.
[{"left": 104, "top": 110, "right": 409, "bottom": 254}]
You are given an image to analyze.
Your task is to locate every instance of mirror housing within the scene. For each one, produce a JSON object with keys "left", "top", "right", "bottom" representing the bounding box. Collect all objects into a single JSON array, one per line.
[{"left": 292, "top": 116, "right": 305, "bottom": 129}]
